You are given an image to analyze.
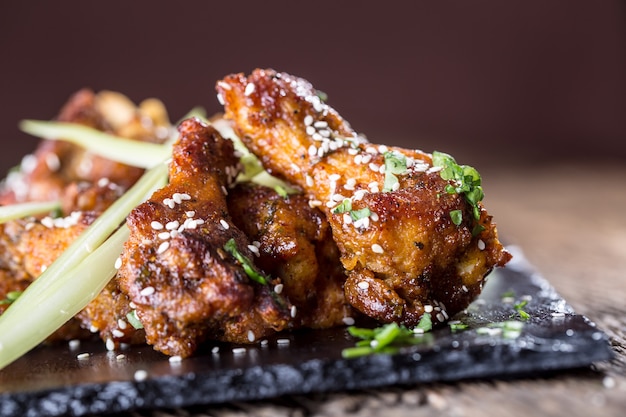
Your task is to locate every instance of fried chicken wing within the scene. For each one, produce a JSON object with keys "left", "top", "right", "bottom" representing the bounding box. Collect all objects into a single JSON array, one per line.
[
  {"left": 0, "top": 88, "right": 170, "bottom": 206},
  {"left": 218, "top": 69, "right": 511, "bottom": 326},
  {"left": 227, "top": 183, "right": 357, "bottom": 329},
  {"left": 116, "top": 118, "right": 291, "bottom": 357}
]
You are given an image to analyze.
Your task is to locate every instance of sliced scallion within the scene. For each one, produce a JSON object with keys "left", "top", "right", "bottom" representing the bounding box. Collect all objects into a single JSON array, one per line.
[{"left": 0, "top": 200, "right": 61, "bottom": 224}]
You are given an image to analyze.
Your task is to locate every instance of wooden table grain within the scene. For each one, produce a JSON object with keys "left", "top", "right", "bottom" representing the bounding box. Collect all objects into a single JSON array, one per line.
[{"left": 106, "top": 162, "right": 626, "bottom": 417}]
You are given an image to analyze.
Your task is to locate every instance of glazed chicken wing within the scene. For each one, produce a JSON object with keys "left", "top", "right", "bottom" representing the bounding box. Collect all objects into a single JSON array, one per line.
[
  {"left": 227, "top": 183, "right": 357, "bottom": 329},
  {"left": 116, "top": 118, "right": 291, "bottom": 357},
  {"left": 218, "top": 69, "right": 511, "bottom": 326}
]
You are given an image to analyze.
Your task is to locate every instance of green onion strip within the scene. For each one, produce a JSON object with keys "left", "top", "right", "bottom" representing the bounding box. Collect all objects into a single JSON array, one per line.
[
  {"left": 19, "top": 120, "right": 172, "bottom": 169},
  {"left": 0, "top": 200, "right": 61, "bottom": 224},
  {"left": 0, "top": 162, "right": 168, "bottom": 369}
]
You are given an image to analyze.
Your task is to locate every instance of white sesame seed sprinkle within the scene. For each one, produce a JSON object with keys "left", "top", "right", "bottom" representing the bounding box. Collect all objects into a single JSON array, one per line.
[
  {"left": 117, "top": 319, "right": 128, "bottom": 330},
  {"left": 157, "top": 241, "right": 170, "bottom": 254},
  {"left": 304, "top": 115, "right": 314, "bottom": 126},
  {"left": 329, "top": 173, "right": 341, "bottom": 181},
  {"left": 114, "top": 257, "right": 122, "bottom": 269},
  {"left": 69, "top": 339, "right": 81, "bottom": 350},
  {"left": 276, "top": 338, "right": 291, "bottom": 346},
  {"left": 116, "top": 354, "right": 126, "bottom": 361},
  {"left": 424, "top": 305, "right": 433, "bottom": 313},
  {"left": 186, "top": 210, "right": 195, "bottom": 217},
  {"left": 151, "top": 221, "right": 164, "bottom": 230},
  {"left": 220, "top": 219, "right": 230, "bottom": 230},
  {"left": 305, "top": 174, "right": 314, "bottom": 187},
  {"left": 106, "top": 338, "right": 115, "bottom": 351},
  {"left": 361, "top": 154, "right": 373, "bottom": 164},
  {"left": 274, "top": 283, "right": 284, "bottom": 294},
  {"left": 247, "top": 330, "right": 256, "bottom": 342},
  {"left": 112, "top": 329, "right": 124, "bottom": 338},
  {"left": 291, "top": 305, "right": 297, "bottom": 318},
  {"left": 77, "top": 353, "right": 91, "bottom": 360},
  {"left": 244, "top": 82, "right": 256, "bottom": 96},
  {"left": 357, "top": 281, "right": 370, "bottom": 290},
  {"left": 478, "top": 239, "right": 486, "bottom": 250},
  {"left": 211, "top": 346, "right": 220, "bottom": 354},
  {"left": 371, "top": 244, "right": 384, "bottom": 254},
  {"left": 308, "top": 145, "right": 317, "bottom": 157},
  {"left": 232, "top": 347, "right": 247, "bottom": 355},
  {"left": 134, "top": 369, "right": 148, "bottom": 381},
  {"left": 217, "top": 93, "right": 225, "bottom": 105},
  {"left": 342, "top": 317, "right": 355, "bottom": 326},
  {"left": 140, "top": 286, "right": 156, "bottom": 296},
  {"left": 158, "top": 231, "right": 170, "bottom": 240},
  {"left": 169, "top": 355, "right": 183, "bottom": 363}
]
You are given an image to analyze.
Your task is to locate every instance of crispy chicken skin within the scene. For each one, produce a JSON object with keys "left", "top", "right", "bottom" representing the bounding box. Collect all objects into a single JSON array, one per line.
[
  {"left": 0, "top": 214, "right": 96, "bottom": 341},
  {"left": 218, "top": 69, "right": 511, "bottom": 326},
  {"left": 116, "top": 118, "right": 291, "bottom": 357},
  {"left": 228, "top": 184, "right": 357, "bottom": 329},
  {"left": 0, "top": 88, "right": 170, "bottom": 206}
]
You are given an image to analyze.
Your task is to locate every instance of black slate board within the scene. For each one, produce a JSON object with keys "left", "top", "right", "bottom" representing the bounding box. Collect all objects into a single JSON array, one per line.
[{"left": 0, "top": 246, "right": 613, "bottom": 417}]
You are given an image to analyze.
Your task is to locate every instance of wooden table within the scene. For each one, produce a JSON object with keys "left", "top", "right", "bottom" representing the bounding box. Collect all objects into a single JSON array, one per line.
[{"left": 109, "top": 162, "right": 626, "bottom": 417}]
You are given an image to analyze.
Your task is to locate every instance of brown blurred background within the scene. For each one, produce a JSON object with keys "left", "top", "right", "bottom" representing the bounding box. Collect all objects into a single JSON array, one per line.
[{"left": 0, "top": 1, "right": 624, "bottom": 173}]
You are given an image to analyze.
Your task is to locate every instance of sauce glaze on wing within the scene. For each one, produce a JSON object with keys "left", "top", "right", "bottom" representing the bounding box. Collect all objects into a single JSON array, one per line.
[{"left": 217, "top": 69, "right": 511, "bottom": 327}]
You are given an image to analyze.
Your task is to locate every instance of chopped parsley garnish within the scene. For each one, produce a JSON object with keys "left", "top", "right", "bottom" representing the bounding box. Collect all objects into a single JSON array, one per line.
[
  {"left": 332, "top": 199, "right": 372, "bottom": 222},
  {"left": 223, "top": 238, "right": 268, "bottom": 285},
  {"left": 449, "top": 322, "right": 469, "bottom": 332},
  {"left": 431, "top": 151, "right": 484, "bottom": 228},
  {"left": 126, "top": 310, "right": 144, "bottom": 329},
  {"left": 332, "top": 198, "right": 352, "bottom": 214},
  {"left": 0, "top": 291, "right": 22, "bottom": 306},
  {"left": 350, "top": 207, "right": 372, "bottom": 221},
  {"left": 342, "top": 313, "right": 434, "bottom": 358},
  {"left": 382, "top": 151, "right": 408, "bottom": 192},
  {"left": 513, "top": 300, "right": 531, "bottom": 321}
]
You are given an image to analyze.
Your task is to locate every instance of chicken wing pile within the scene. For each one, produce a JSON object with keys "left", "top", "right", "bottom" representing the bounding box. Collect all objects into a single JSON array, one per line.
[{"left": 0, "top": 69, "right": 510, "bottom": 358}]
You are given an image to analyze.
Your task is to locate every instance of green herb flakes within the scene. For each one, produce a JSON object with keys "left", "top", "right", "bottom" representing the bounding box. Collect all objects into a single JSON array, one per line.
[
  {"left": 0, "top": 291, "right": 22, "bottom": 306},
  {"left": 126, "top": 310, "right": 144, "bottom": 329},
  {"left": 432, "top": 151, "right": 484, "bottom": 228},
  {"left": 223, "top": 238, "right": 269, "bottom": 285},
  {"left": 382, "top": 151, "right": 408, "bottom": 192}
]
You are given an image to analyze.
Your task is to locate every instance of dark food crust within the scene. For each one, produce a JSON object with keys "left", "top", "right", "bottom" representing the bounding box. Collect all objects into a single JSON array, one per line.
[{"left": 218, "top": 68, "right": 511, "bottom": 327}]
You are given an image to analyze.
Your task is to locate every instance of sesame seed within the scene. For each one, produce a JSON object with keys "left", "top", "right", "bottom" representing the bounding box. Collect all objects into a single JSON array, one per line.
[
  {"left": 461, "top": 285, "right": 469, "bottom": 293},
  {"left": 306, "top": 125, "right": 316, "bottom": 136},
  {"left": 158, "top": 231, "right": 170, "bottom": 240},
  {"left": 478, "top": 239, "right": 486, "bottom": 250},
  {"left": 68, "top": 339, "right": 81, "bottom": 350},
  {"left": 172, "top": 193, "right": 183, "bottom": 204},
  {"left": 134, "top": 370, "right": 148, "bottom": 381},
  {"left": 186, "top": 210, "right": 195, "bottom": 217},
  {"left": 260, "top": 339, "right": 269, "bottom": 347},
  {"left": 424, "top": 305, "right": 433, "bottom": 313},
  {"left": 392, "top": 182, "right": 400, "bottom": 191},
  {"left": 112, "top": 329, "right": 124, "bottom": 338},
  {"left": 77, "top": 353, "right": 91, "bottom": 360},
  {"left": 276, "top": 338, "right": 290, "bottom": 346},
  {"left": 232, "top": 347, "right": 247, "bottom": 355},
  {"left": 89, "top": 324, "right": 99, "bottom": 333},
  {"left": 305, "top": 174, "right": 314, "bottom": 187},
  {"left": 252, "top": 240, "right": 261, "bottom": 248},
  {"left": 353, "top": 190, "right": 367, "bottom": 201},
  {"left": 371, "top": 244, "right": 384, "bottom": 254},
  {"left": 106, "top": 338, "right": 115, "bottom": 351},
  {"left": 220, "top": 219, "right": 230, "bottom": 230},
  {"left": 169, "top": 355, "right": 183, "bottom": 363},
  {"left": 313, "top": 120, "right": 328, "bottom": 128},
  {"left": 217, "top": 93, "right": 225, "bottom": 105},
  {"left": 274, "top": 283, "right": 284, "bottom": 294},
  {"left": 357, "top": 281, "right": 370, "bottom": 290},
  {"left": 211, "top": 346, "right": 220, "bottom": 354},
  {"left": 343, "top": 213, "right": 352, "bottom": 224},
  {"left": 366, "top": 146, "right": 378, "bottom": 154},
  {"left": 248, "top": 330, "right": 256, "bottom": 342},
  {"left": 117, "top": 319, "right": 128, "bottom": 329},
  {"left": 304, "top": 115, "right": 314, "bottom": 126},
  {"left": 116, "top": 354, "right": 126, "bottom": 361},
  {"left": 114, "top": 257, "right": 122, "bottom": 269},
  {"left": 369, "top": 163, "right": 379, "bottom": 172},
  {"left": 140, "top": 286, "right": 156, "bottom": 296},
  {"left": 436, "top": 313, "right": 445, "bottom": 322},
  {"left": 329, "top": 173, "right": 341, "bottom": 181},
  {"left": 165, "top": 220, "right": 179, "bottom": 230},
  {"left": 291, "top": 305, "right": 297, "bottom": 318},
  {"left": 370, "top": 212, "right": 379, "bottom": 222},
  {"left": 378, "top": 145, "right": 389, "bottom": 153},
  {"left": 157, "top": 241, "right": 170, "bottom": 254},
  {"left": 151, "top": 221, "right": 164, "bottom": 230},
  {"left": 244, "top": 82, "right": 256, "bottom": 96},
  {"left": 332, "top": 193, "right": 346, "bottom": 202},
  {"left": 308, "top": 145, "right": 317, "bottom": 157},
  {"left": 309, "top": 200, "right": 323, "bottom": 208},
  {"left": 354, "top": 154, "right": 363, "bottom": 164},
  {"left": 342, "top": 317, "right": 355, "bottom": 326},
  {"left": 368, "top": 181, "right": 379, "bottom": 190},
  {"left": 361, "top": 154, "right": 372, "bottom": 164},
  {"left": 348, "top": 148, "right": 359, "bottom": 155}
]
